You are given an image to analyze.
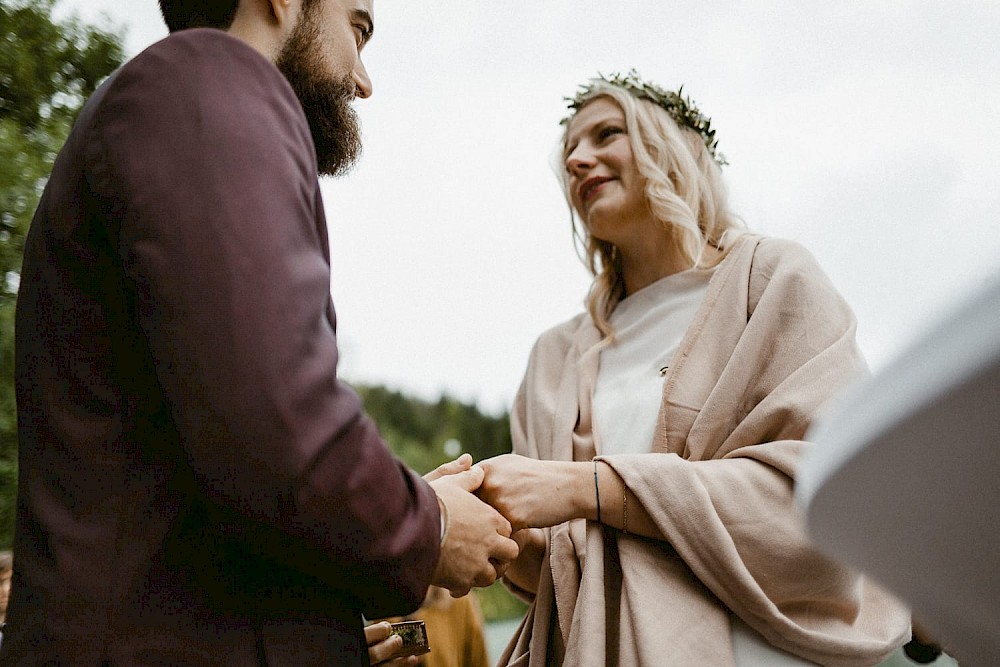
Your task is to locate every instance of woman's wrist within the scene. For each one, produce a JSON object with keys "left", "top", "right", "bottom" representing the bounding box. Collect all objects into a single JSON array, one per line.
[{"left": 564, "top": 460, "right": 603, "bottom": 522}]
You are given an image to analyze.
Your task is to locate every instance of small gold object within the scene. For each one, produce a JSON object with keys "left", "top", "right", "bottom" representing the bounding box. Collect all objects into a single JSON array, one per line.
[
  {"left": 623, "top": 487, "right": 629, "bottom": 535},
  {"left": 389, "top": 620, "right": 431, "bottom": 657}
]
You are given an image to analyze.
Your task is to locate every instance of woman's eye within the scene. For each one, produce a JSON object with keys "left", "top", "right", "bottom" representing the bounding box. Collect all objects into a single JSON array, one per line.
[{"left": 599, "top": 126, "right": 624, "bottom": 141}]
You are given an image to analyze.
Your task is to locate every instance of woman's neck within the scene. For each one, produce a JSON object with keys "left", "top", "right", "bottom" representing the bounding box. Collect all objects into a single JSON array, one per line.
[{"left": 619, "top": 236, "right": 692, "bottom": 296}]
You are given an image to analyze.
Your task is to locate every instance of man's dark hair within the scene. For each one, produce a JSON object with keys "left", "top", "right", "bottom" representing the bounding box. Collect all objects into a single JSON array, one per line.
[{"left": 158, "top": 1, "right": 241, "bottom": 33}]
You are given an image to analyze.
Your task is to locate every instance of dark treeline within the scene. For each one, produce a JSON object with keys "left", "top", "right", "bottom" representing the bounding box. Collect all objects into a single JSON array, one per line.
[{"left": 354, "top": 383, "right": 513, "bottom": 474}]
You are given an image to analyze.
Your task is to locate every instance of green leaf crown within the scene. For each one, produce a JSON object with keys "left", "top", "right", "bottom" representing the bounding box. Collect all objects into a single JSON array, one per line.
[{"left": 563, "top": 70, "right": 727, "bottom": 167}]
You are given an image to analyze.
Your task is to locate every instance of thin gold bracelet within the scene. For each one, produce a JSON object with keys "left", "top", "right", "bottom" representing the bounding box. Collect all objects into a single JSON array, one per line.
[{"left": 622, "top": 486, "right": 629, "bottom": 535}]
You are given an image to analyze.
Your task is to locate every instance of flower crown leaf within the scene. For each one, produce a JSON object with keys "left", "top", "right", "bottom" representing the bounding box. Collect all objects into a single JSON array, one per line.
[{"left": 563, "top": 69, "right": 728, "bottom": 167}]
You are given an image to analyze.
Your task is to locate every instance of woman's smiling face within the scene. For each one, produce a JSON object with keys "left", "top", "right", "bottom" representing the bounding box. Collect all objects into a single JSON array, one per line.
[{"left": 563, "top": 97, "right": 650, "bottom": 247}]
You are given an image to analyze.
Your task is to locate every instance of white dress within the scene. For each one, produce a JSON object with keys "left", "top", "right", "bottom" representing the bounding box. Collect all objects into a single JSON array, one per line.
[{"left": 592, "top": 268, "right": 819, "bottom": 667}]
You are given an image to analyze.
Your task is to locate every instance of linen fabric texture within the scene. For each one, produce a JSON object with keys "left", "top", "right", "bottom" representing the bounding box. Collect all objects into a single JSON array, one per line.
[{"left": 499, "top": 234, "right": 910, "bottom": 666}]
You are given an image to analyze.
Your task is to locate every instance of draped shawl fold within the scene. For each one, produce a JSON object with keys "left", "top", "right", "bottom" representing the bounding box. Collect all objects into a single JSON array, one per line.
[{"left": 500, "top": 235, "right": 910, "bottom": 666}]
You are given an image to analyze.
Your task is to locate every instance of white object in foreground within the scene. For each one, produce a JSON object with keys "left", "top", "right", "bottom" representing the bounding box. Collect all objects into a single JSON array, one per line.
[{"left": 797, "top": 273, "right": 1000, "bottom": 667}]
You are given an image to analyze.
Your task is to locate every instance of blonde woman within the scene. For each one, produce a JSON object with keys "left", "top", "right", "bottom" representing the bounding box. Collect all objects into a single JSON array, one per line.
[{"left": 477, "top": 72, "right": 910, "bottom": 666}]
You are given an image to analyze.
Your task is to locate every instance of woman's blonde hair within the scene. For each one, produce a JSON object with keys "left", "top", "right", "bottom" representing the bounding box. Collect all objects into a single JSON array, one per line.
[{"left": 557, "top": 82, "right": 747, "bottom": 340}]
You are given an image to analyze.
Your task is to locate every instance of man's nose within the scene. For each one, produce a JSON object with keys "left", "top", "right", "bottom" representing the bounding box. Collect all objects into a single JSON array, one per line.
[{"left": 353, "top": 64, "right": 372, "bottom": 99}]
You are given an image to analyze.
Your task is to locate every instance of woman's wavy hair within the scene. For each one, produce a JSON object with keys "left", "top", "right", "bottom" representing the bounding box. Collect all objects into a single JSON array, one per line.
[{"left": 556, "top": 82, "right": 747, "bottom": 340}]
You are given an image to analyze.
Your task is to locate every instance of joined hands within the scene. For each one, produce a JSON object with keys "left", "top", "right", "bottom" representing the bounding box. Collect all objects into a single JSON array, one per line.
[
  {"left": 475, "top": 454, "right": 587, "bottom": 530},
  {"left": 424, "top": 454, "right": 520, "bottom": 598}
]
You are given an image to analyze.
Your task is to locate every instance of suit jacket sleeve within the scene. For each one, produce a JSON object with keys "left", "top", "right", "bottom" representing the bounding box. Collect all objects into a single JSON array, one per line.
[{"left": 83, "top": 29, "right": 439, "bottom": 613}]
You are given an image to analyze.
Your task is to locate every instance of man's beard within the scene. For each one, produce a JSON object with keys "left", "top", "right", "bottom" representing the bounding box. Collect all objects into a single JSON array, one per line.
[{"left": 276, "top": 10, "right": 363, "bottom": 177}]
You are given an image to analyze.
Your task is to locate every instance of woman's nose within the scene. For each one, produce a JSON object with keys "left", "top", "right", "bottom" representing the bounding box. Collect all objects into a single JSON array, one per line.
[{"left": 565, "top": 149, "right": 594, "bottom": 176}]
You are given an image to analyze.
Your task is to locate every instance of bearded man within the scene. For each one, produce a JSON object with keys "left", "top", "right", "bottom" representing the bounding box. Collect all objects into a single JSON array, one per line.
[{"left": 0, "top": 1, "right": 518, "bottom": 665}]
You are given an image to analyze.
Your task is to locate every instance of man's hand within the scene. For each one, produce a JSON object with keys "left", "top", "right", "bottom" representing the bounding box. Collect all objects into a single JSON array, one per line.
[
  {"left": 429, "top": 465, "right": 519, "bottom": 597},
  {"left": 364, "top": 622, "right": 420, "bottom": 667}
]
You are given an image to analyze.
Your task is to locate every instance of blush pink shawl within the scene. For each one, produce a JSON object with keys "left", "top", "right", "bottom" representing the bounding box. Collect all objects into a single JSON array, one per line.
[{"left": 499, "top": 235, "right": 910, "bottom": 667}]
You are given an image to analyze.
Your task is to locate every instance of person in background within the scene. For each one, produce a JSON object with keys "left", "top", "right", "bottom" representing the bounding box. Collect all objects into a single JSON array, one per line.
[
  {"left": 476, "top": 71, "right": 911, "bottom": 666},
  {"left": 410, "top": 587, "right": 489, "bottom": 667},
  {"left": 1, "top": 1, "right": 517, "bottom": 664},
  {"left": 367, "top": 586, "right": 490, "bottom": 667}
]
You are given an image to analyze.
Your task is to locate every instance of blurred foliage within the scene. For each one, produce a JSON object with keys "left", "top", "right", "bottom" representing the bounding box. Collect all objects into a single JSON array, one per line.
[
  {"left": 0, "top": 0, "right": 126, "bottom": 548},
  {"left": 355, "top": 383, "right": 514, "bottom": 475},
  {"left": 355, "top": 383, "right": 527, "bottom": 622},
  {"left": 474, "top": 579, "right": 528, "bottom": 623}
]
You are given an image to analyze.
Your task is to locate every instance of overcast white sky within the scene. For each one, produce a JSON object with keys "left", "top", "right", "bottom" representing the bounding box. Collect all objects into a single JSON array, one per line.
[{"left": 54, "top": 1, "right": 1000, "bottom": 414}]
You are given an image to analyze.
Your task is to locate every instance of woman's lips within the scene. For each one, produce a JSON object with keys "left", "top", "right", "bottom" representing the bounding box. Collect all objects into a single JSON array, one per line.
[{"left": 579, "top": 176, "right": 614, "bottom": 203}]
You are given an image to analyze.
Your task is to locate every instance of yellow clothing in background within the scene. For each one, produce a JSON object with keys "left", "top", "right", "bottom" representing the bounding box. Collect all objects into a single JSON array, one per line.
[
  {"left": 381, "top": 587, "right": 489, "bottom": 667},
  {"left": 418, "top": 592, "right": 489, "bottom": 667}
]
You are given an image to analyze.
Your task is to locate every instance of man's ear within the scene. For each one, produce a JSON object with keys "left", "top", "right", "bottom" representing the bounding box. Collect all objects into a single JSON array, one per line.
[
  {"left": 267, "top": 0, "right": 302, "bottom": 34},
  {"left": 229, "top": 0, "right": 302, "bottom": 60}
]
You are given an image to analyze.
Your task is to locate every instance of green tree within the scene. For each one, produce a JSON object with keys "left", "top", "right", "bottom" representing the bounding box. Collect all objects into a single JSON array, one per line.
[{"left": 0, "top": 0, "right": 125, "bottom": 548}]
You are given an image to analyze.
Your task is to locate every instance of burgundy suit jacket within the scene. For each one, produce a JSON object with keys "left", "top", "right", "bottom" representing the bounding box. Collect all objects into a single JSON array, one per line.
[{"left": 2, "top": 29, "right": 439, "bottom": 666}]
